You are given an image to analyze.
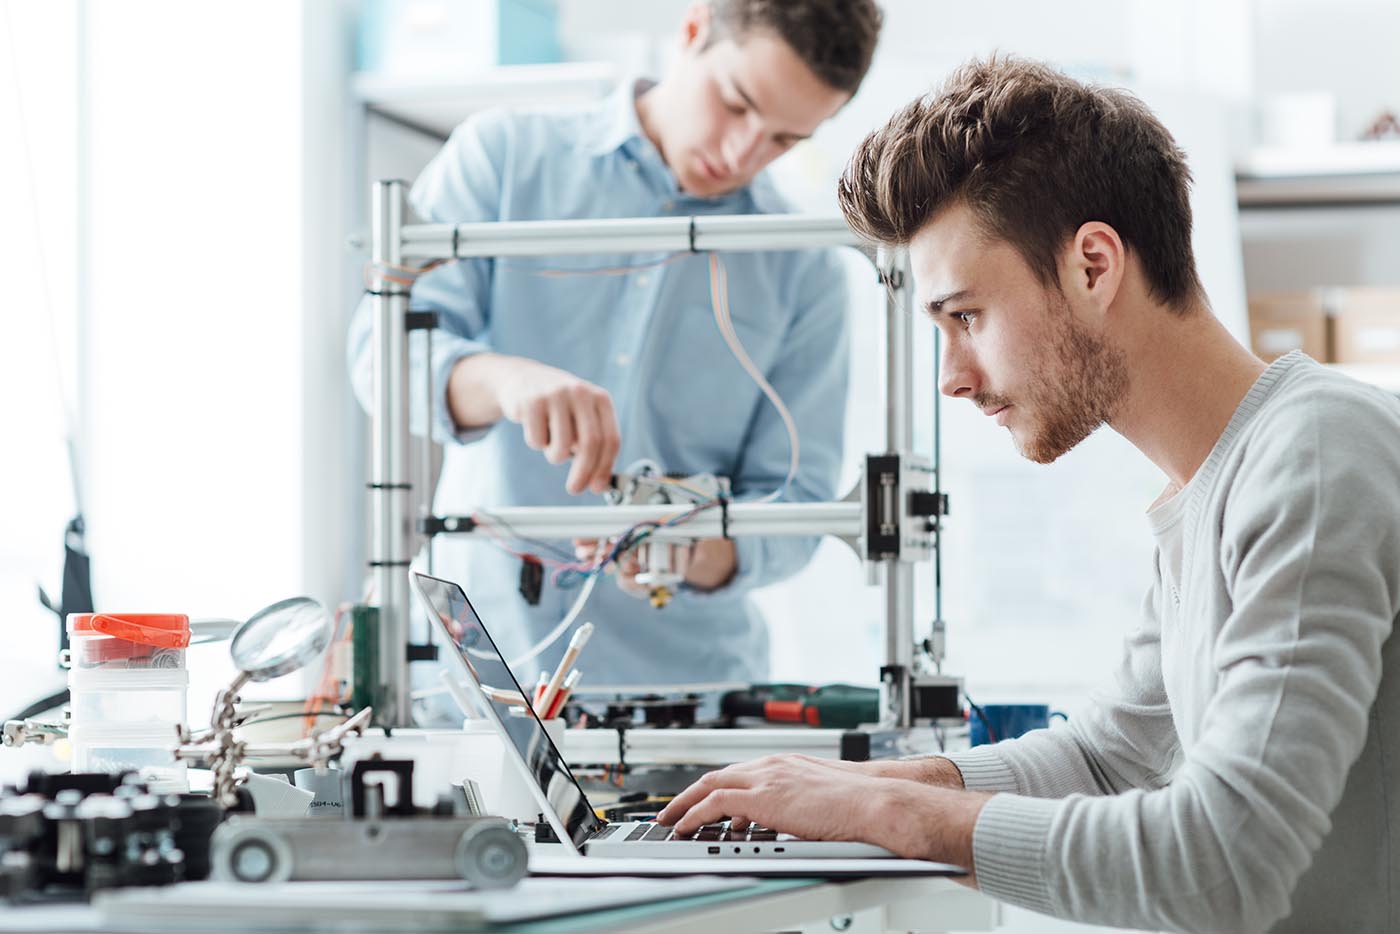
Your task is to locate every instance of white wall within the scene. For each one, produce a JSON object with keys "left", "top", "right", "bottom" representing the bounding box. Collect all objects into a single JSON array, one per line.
[
  {"left": 1251, "top": 0, "right": 1400, "bottom": 143},
  {"left": 1237, "top": 0, "right": 1400, "bottom": 292},
  {"left": 81, "top": 2, "right": 310, "bottom": 704},
  {"left": 0, "top": 0, "right": 81, "bottom": 727},
  {"left": 3, "top": 2, "right": 360, "bottom": 777}
]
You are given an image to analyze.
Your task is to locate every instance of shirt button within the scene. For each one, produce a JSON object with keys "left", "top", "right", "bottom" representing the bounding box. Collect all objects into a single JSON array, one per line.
[
  {"left": 635, "top": 274, "right": 650, "bottom": 287},
  {"left": 615, "top": 353, "right": 632, "bottom": 367}
]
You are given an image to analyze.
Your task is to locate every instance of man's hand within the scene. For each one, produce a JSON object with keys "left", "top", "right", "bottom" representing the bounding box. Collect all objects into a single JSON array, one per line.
[
  {"left": 448, "top": 354, "right": 620, "bottom": 495},
  {"left": 571, "top": 538, "right": 737, "bottom": 598},
  {"left": 655, "top": 754, "right": 989, "bottom": 873},
  {"left": 571, "top": 539, "right": 661, "bottom": 599}
]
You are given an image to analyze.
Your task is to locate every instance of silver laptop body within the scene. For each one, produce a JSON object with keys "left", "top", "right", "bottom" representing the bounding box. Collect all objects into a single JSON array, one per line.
[{"left": 411, "top": 572, "right": 897, "bottom": 859}]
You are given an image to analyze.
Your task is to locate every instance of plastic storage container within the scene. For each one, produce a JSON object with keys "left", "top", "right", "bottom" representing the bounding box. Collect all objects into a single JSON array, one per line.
[
  {"left": 65, "top": 612, "right": 191, "bottom": 792},
  {"left": 68, "top": 722, "right": 188, "bottom": 794},
  {"left": 68, "top": 666, "right": 189, "bottom": 724},
  {"left": 66, "top": 613, "right": 190, "bottom": 670},
  {"left": 65, "top": 612, "right": 189, "bottom": 728}
]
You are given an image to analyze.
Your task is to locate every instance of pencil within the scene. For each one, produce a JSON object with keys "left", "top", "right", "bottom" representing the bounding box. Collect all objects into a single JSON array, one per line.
[{"left": 537, "top": 622, "right": 594, "bottom": 718}]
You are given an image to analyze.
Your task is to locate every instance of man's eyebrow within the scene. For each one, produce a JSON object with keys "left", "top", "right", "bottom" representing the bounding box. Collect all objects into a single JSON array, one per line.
[
  {"left": 923, "top": 290, "right": 973, "bottom": 317},
  {"left": 731, "top": 77, "right": 811, "bottom": 142},
  {"left": 731, "top": 78, "right": 763, "bottom": 116}
]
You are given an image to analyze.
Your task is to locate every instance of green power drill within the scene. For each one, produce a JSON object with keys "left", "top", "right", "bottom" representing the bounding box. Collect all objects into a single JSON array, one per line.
[{"left": 719, "top": 683, "right": 879, "bottom": 729}]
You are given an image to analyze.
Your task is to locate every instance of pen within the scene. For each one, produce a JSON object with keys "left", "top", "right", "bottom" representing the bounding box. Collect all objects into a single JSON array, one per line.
[
  {"left": 538, "top": 622, "right": 593, "bottom": 717},
  {"left": 545, "top": 668, "right": 582, "bottom": 720},
  {"left": 532, "top": 671, "right": 549, "bottom": 710}
]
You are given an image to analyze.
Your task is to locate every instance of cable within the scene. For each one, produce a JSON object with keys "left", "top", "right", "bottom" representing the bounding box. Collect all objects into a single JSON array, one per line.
[
  {"left": 465, "top": 571, "right": 598, "bottom": 671},
  {"left": 470, "top": 510, "right": 575, "bottom": 563},
  {"left": 451, "top": 495, "right": 719, "bottom": 681},
  {"left": 301, "top": 603, "right": 351, "bottom": 735},
  {"left": 707, "top": 253, "right": 800, "bottom": 502},
  {"left": 7, "top": 688, "right": 69, "bottom": 723},
  {"left": 362, "top": 258, "right": 448, "bottom": 289},
  {"left": 964, "top": 692, "right": 997, "bottom": 744},
  {"left": 471, "top": 511, "right": 580, "bottom": 568}
]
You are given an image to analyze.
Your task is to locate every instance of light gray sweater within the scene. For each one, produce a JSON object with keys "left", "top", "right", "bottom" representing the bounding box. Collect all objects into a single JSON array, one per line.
[{"left": 943, "top": 352, "right": 1400, "bottom": 933}]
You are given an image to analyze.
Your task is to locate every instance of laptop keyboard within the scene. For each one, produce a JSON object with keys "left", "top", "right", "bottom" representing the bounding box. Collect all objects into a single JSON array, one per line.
[{"left": 620, "top": 821, "right": 781, "bottom": 843}]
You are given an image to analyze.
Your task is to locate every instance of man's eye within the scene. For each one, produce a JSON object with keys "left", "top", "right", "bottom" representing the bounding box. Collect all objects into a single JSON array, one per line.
[{"left": 952, "top": 312, "right": 978, "bottom": 328}]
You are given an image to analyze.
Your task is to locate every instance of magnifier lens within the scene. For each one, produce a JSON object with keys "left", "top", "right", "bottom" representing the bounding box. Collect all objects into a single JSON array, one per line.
[{"left": 229, "top": 597, "right": 332, "bottom": 681}]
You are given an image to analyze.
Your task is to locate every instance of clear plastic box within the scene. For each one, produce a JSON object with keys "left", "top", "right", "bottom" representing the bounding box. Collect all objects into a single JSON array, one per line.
[
  {"left": 68, "top": 666, "right": 188, "bottom": 725},
  {"left": 68, "top": 722, "right": 188, "bottom": 794}
]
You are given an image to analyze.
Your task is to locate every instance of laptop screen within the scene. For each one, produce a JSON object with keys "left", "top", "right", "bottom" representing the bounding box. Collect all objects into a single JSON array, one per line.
[{"left": 410, "top": 572, "right": 605, "bottom": 850}]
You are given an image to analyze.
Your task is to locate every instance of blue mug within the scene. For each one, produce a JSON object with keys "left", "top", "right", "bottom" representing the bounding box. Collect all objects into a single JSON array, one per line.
[{"left": 969, "top": 703, "right": 1067, "bottom": 746}]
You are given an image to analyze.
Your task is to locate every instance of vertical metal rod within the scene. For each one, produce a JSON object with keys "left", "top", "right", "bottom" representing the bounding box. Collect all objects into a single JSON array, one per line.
[
  {"left": 931, "top": 317, "right": 945, "bottom": 671},
  {"left": 370, "top": 179, "right": 412, "bottom": 726},
  {"left": 879, "top": 247, "right": 915, "bottom": 728},
  {"left": 422, "top": 327, "right": 434, "bottom": 576}
]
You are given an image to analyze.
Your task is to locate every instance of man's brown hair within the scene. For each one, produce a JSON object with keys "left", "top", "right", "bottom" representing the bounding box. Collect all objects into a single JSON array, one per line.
[
  {"left": 707, "top": 0, "right": 883, "bottom": 96},
  {"left": 837, "top": 56, "right": 1204, "bottom": 310}
]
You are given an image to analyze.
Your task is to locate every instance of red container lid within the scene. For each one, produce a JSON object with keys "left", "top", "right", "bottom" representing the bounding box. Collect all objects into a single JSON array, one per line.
[{"left": 67, "top": 613, "right": 191, "bottom": 649}]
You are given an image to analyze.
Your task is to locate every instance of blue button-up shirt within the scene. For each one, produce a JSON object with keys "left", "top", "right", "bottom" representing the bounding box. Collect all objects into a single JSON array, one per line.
[{"left": 349, "top": 79, "right": 850, "bottom": 694}]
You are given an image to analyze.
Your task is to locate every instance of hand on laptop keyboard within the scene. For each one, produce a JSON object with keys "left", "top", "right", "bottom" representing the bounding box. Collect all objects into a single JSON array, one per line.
[{"left": 626, "top": 820, "right": 783, "bottom": 843}]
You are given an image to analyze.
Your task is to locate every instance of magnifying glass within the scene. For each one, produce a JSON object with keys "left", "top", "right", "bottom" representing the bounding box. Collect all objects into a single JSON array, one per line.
[{"left": 225, "top": 597, "right": 333, "bottom": 693}]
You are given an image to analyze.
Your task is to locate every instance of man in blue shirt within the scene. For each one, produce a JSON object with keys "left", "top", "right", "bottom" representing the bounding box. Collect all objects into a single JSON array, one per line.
[{"left": 348, "top": 0, "right": 882, "bottom": 701}]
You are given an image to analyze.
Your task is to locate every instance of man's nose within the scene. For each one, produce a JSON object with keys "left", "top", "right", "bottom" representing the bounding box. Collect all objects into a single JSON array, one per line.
[
  {"left": 938, "top": 342, "right": 978, "bottom": 399},
  {"left": 723, "top": 122, "right": 765, "bottom": 174}
]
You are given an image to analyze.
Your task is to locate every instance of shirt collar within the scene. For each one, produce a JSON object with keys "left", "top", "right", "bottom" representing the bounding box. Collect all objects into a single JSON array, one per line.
[
  {"left": 584, "top": 76, "right": 791, "bottom": 216},
  {"left": 582, "top": 76, "right": 652, "bottom": 158}
]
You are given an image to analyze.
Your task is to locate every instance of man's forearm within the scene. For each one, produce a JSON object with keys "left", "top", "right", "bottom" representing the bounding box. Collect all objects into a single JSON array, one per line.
[
  {"left": 869, "top": 780, "right": 989, "bottom": 881},
  {"left": 684, "top": 538, "right": 737, "bottom": 590},
  {"left": 867, "top": 755, "right": 967, "bottom": 788},
  {"left": 446, "top": 353, "right": 507, "bottom": 430}
]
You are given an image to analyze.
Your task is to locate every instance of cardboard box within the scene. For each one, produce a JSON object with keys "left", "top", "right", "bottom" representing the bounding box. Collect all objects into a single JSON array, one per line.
[
  {"left": 1331, "top": 288, "right": 1400, "bottom": 364},
  {"left": 1248, "top": 291, "right": 1330, "bottom": 362}
]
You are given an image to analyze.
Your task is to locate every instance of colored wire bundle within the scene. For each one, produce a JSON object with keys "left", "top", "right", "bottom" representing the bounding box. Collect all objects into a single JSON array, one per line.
[{"left": 363, "top": 258, "right": 448, "bottom": 289}]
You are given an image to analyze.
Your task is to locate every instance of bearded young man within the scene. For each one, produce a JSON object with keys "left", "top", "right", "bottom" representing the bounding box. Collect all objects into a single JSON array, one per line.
[{"left": 660, "top": 57, "right": 1400, "bottom": 934}]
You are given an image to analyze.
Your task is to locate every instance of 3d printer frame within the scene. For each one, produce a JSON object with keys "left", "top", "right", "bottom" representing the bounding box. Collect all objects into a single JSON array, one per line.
[{"left": 366, "top": 181, "right": 951, "bottom": 729}]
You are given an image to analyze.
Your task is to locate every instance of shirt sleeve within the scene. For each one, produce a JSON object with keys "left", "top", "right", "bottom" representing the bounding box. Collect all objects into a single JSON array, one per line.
[
  {"left": 960, "top": 394, "right": 1400, "bottom": 933},
  {"left": 685, "top": 250, "right": 850, "bottom": 597},
  {"left": 346, "top": 111, "right": 509, "bottom": 446}
]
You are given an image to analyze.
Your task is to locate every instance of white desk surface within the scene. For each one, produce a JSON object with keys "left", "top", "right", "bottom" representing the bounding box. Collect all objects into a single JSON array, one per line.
[{"left": 2, "top": 874, "right": 1000, "bottom": 934}]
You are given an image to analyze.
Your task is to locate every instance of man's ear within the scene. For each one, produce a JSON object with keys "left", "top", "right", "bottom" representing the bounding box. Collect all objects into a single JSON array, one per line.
[
  {"left": 679, "top": 1, "right": 714, "bottom": 53},
  {"left": 1065, "top": 221, "right": 1125, "bottom": 316}
]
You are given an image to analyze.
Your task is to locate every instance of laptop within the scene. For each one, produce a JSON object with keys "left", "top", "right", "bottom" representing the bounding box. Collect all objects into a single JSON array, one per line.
[{"left": 410, "top": 572, "right": 917, "bottom": 860}]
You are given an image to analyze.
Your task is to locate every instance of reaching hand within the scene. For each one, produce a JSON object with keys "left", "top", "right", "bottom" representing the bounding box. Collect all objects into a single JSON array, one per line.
[
  {"left": 452, "top": 354, "right": 621, "bottom": 495},
  {"left": 572, "top": 539, "right": 685, "bottom": 600}
]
